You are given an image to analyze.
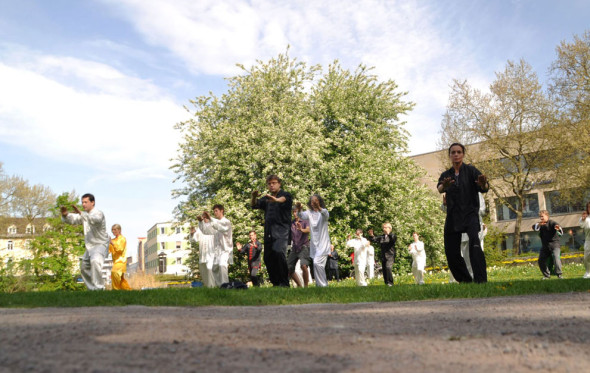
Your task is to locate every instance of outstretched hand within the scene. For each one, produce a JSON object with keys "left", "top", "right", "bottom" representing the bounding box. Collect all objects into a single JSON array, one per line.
[
  {"left": 60, "top": 206, "right": 68, "bottom": 216},
  {"left": 251, "top": 190, "right": 260, "bottom": 198},
  {"left": 441, "top": 177, "right": 455, "bottom": 190},
  {"left": 476, "top": 174, "right": 488, "bottom": 188},
  {"left": 236, "top": 242, "right": 242, "bottom": 250}
]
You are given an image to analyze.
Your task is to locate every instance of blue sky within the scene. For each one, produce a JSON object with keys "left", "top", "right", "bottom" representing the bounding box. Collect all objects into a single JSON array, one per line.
[{"left": 1, "top": 0, "right": 588, "bottom": 260}]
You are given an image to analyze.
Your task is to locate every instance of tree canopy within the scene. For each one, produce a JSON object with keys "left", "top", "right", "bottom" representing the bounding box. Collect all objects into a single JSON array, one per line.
[{"left": 173, "top": 52, "right": 446, "bottom": 277}]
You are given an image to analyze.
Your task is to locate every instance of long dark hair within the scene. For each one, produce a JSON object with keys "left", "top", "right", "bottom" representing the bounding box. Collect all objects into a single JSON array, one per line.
[
  {"left": 308, "top": 194, "right": 326, "bottom": 210},
  {"left": 586, "top": 201, "right": 590, "bottom": 215}
]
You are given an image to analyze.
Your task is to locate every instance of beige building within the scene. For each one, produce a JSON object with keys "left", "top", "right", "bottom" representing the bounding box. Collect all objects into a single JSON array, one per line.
[
  {"left": 145, "top": 222, "right": 191, "bottom": 276},
  {"left": 0, "top": 217, "right": 50, "bottom": 268},
  {"left": 411, "top": 148, "right": 586, "bottom": 255}
]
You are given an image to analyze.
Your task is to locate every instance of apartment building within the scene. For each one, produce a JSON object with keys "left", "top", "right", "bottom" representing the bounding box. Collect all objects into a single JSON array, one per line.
[{"left": 145, "top": 222, "right": 191, "bottom": 275}]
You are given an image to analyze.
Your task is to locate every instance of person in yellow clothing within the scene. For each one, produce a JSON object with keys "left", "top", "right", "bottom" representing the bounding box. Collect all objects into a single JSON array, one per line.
[{"left": 109, "top": 224, "right": 131, "bottom": 290}]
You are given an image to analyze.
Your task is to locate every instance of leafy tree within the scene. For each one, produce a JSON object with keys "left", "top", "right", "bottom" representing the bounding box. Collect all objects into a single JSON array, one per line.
[
  {"left": 173, "top": 51, "right": 446, "bottom": 280},
  {"left": 439, "top": 59, "right": 559, "bottom": 255},
  {"left": 0, "top": 163, "right": 27, "bottom": 217},
  {"left": 22, "top": 192, "right": 85, "bottom": 291},
  {"left": 549, "top": 30, "right": 590, "bottom": 199},
  {"left": 10, "top": 182, "right": 56, "bottom": 230}
]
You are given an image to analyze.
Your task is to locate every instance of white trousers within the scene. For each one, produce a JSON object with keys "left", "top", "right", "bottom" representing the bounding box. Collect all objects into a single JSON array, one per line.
[
  {"left": 313, "top": 255, "right": 328, "bottom": 287},
  {"left": 212, "top": 251, "right": 230, "bottom": 286},
  {"left": 584, "top": 242, "right": 590, "bottom": 277},
  {"left": 355, "top": 262, "right": 367, "bottom": 286},
  {"left": 366, "top": 247, "right": 375, "bottom": 279},
  {"left": 81, "top": 249, "right": 106, "bottom": 291},
  {"left": 412, "top": 259, "right": 426, "bottom": 284},
  {"left": 199, "top": 262, "right": 215, "bottom": 288}
]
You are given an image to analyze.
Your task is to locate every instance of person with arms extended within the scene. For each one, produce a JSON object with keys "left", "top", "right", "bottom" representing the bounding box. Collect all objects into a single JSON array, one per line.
[
  {"left": 251, "top": 175, "right": 293, "bottom": 287},
  {"left": 198, "top": 204, "right": 233, "bottom": 286},
  {"left": 580, "top": 202, "right": 590, "bottom": 279},
  {"left": 288, "top": 207, "right": 311, "bottom": 287},
  {"left": 408, "top": 232, "right": 426, "bottom": 285},
  {"left": 109, "top": 224, "right": 131, "bottom": 290},
  {"left": 236, "top": 230, "right": 263, "bottom": 287},
  {"left": 346, "top": 229, "right": 370, "bottom": 286},
  {"left": 437, "top": 143, "right": 489, "bottom": 283},
  {"left": 533, "top": 210, "right": 563, "bottom": 279},
  {"left": 189, "top": 226, "right": 216, "bottom": 287},
  {"left": 61, "top": 193, "right": 109, "bottom": 290},
  {"left": 368, "top": 222, "right": 397, "bottom": 286},
  {"left": 297, "top": 194, "right": 331, "bottom": 287}
]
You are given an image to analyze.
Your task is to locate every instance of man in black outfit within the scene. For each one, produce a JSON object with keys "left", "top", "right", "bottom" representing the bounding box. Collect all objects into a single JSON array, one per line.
[
  {"left": 533, "top": 210, "right": 563, "bottom": 279},
  {"left": 368, "top": 223, "right": 396, "bottom": 286},
  {"left": 251, "top": 175, "right": 292, "bottom": 287},
  {"left": 438, "top": 143, "right": 489, "bottom": 283}
]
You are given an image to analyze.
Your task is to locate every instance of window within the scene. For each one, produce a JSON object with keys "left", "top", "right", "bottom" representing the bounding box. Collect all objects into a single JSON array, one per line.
[
  {"left": 160, "top": 242, "right": 166, "bottom": 251},
  {"left": 495, "top": 193, "right": 539, "bottom": 221},
  {"left": 176, "top": 241, "right": 182, "bottom": 250},
  {"left": 545, "top": 190, "right": 587, "bottom": 215},
  {"left": 7, "top": 241, "right": 13, "bottom": 250},
  {"left": 160, "top": 227, "right": 165, "bottom": 235},
  {"left": 176, "top": 257, "right": 182, "bottom": 265},
  {"left": 26, "top": 225, "right": 35, "bottom": 234},
  {"left": 8, "top": 226, "right": 16, "bottom": 234},
  {"left": 175, "top": 227, "right": 181, "bottom": 234}
]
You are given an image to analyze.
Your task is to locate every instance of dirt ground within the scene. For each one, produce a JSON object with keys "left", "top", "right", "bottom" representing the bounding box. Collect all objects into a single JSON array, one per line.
[{"left": 0, "top": 292, "right": 589, "bottom": 373}]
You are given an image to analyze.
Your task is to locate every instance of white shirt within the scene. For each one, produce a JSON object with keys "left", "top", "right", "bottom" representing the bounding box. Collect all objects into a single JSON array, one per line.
[
  {"left": 62, "top": 208, "right": 109, "bottom": 255},
  {"left": 199, "top": 217, "right": 233, "bottom": 264},
  {"left": 190, "top": 227, "right": 215, "bottom": 264},
  {"left": 408, "top": 240, "right": 426, "bottom": 264},
  {"left": 347, "top": 237, "right": 369, "bottom": 265},
  {"left": 299, "top": 209, "right": 331, "bottom": 258}
]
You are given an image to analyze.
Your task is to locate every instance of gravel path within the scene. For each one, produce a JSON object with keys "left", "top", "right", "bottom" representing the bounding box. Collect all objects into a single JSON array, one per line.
[{"left": 1, "top": 292, "right": 589, "bottom": 372}]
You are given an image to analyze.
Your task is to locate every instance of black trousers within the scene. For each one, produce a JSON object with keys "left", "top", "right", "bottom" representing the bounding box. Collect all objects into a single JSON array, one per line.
[
  {"left": 249, "top": 265, "right": 260, "bottom": 287},
  {"left": 444, "top": 219, "right": 487, "bottom": 283},
  {"left": 263, "top": 238, "right": 290, "bottom": 287},
  {"left": 381, "top": 252, "right": 395, "bottom": 285},
  {"left": 326, "top": 267, "right": 339, "bottom": 281}
]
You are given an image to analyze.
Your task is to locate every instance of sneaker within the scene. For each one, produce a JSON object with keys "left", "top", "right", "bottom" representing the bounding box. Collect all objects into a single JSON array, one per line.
[
  {"left": 583, "top": 273, "right": 590, "bottom": 279},
  {"left": 542, "top": 276, "right": 550, "bottom": 280},
  {"left": 557, "top": 275, "right": 563, "bottom": 279}
]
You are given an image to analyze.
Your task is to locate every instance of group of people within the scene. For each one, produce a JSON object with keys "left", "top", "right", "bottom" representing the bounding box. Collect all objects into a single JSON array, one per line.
[
  {"left": 60, "top": 193, "right": 131, "bottom": 291},
  {"left": 64, "top": 143, "right": 590, "bottom": 291}
]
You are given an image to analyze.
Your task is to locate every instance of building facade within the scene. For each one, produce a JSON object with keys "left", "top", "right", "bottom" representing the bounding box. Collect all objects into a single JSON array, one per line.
[{"left": 145, "top": 222, "right": 191, "bottom": 276}]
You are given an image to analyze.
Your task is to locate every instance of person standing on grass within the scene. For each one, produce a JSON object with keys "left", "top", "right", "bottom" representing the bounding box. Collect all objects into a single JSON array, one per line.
[
  {"left": 408, "top": 232, "right": 426, "bottom": 285},
  {"left": 189, "top": 226, "right": 216, "bottom": 288},
  {"left": 366, "top": 243, "right": 375, "bottom": 280},
  {"left": 236, "top": 231, "right": 263, "bottom": 287},
  {"left": 368, "top": 222, "right": 397, "bottom": 286},
  {"left": 288, "top": 207, "right": 311, "bottom": 287},
  {"left": 580, "top": 202, "right": 590, "bottom": 279},
  {"left": 109, "top": 224, "right": 131, "bottom": 290},
  {"left": 61, "top": 193, "right": 109, "bottom": 291},
  {"left": 297, "top": 195, "right": 331, "bottom": 287},
  {"left": 198, "top": 204, "right": 233, "bottom": 286},
  {"left": 438, "top": 143, "right": 489, "bottom": 283},
  {"left": 326, "top": 244, "right": 340, "bottom": 281},
  {"left": 251, "top": 175, "right": 293, "bottom": 287},
  {"left": 533, "top": 210, "right": 563, "bottom": 279},
  {"left": 347, "top": 229, "right": 370, "bottom": 286}
]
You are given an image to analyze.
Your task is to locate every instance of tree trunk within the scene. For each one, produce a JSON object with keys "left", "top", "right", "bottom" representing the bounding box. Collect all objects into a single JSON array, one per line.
[{"left": 514, "top": 210, "right": 523, "bottom": 256}]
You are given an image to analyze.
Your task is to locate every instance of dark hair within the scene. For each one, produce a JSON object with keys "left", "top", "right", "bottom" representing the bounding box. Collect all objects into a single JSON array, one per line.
[
  {"left": 212, "top": 204, "right": 224, "bottom": 212},
  {"left": 249, "top": 230, "right": 256, "bottom": 235},
  {"left": 448, "top": 143, "right": 466, "bottom": 155},
  {"left": 308, "top": 194, "right": 326, "bottom": 210},
  {"left": 585, "top": 201, "right": 590, "bottom": 215},
  {"left": 266, "top": 174, "right": 282, "bottom": 184},
  {"left": 81, "top": 193, "right": 95, "bottom": 203}
]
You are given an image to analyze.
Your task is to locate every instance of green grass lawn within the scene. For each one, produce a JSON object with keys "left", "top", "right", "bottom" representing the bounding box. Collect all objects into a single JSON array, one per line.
[{"left": 1, "top": 262, "right": 588, "bottom": 308}]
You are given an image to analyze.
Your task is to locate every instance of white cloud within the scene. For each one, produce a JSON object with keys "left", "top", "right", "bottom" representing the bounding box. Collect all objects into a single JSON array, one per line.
[
  {"left": 0, "top": 51, "right": 187, "bottom": 178},
  {"left": 102, "top": 0, "right": 495, "bottom": 154}
]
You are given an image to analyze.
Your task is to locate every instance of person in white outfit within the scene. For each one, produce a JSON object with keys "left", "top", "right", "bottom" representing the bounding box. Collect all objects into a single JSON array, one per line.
[
  {"left": 579, "top": 201, "right": 590, "bottom": 279},
  {"left": 408, "top": 232, "right": 427, "bottom": 285},
  {"left": 189, "top": 226, "right": 216, "bottom": 287},
  {"left": 366, "top": 243, "right": 375, "bottom": 280},
  {"left": 346, "top": 229, "right": 369, "bottom": 286},
  {"left": 297, "top": 195, "right": 330, "bottom": 287},
  {"left": 61, "top": 193, "right": 109, "bottom": 291},
  {"left": 198, "top": 204, "right": 233, "bottom": 286}
]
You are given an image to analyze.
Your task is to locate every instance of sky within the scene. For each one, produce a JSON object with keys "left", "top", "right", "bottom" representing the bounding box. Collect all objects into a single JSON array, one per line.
[{"left": 1, "top": 0, "right": 588, "bottom": 261}]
